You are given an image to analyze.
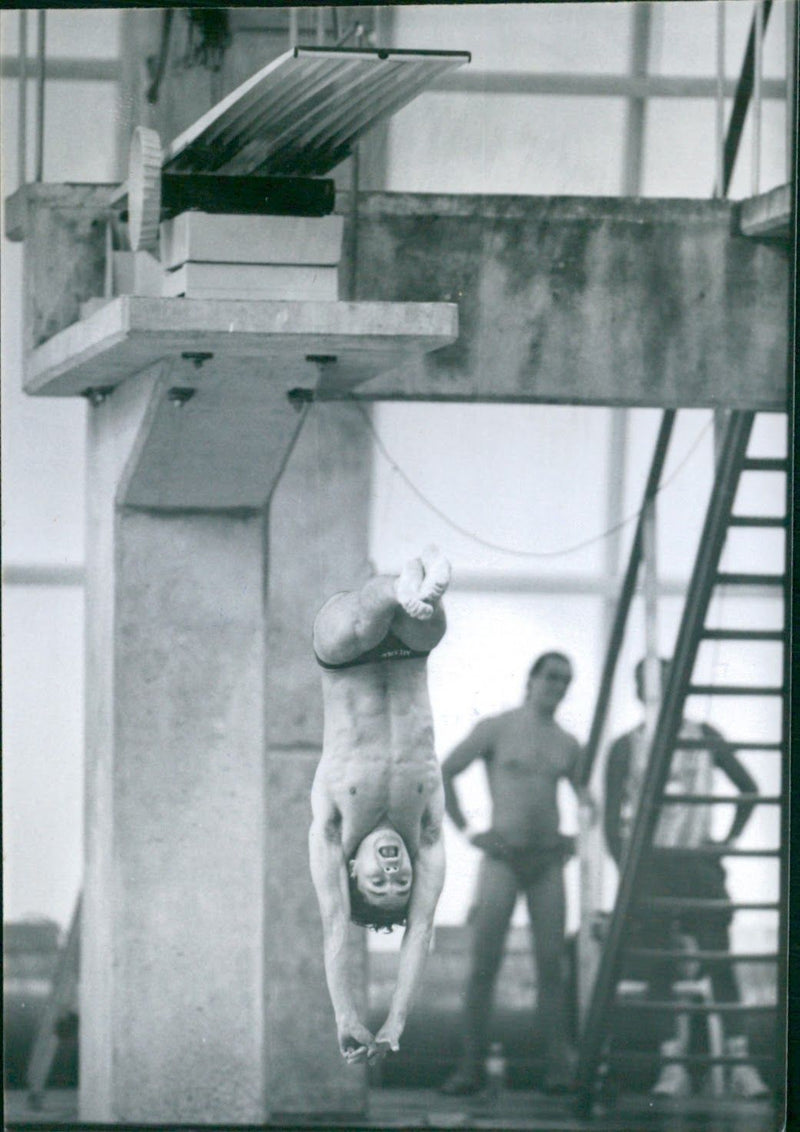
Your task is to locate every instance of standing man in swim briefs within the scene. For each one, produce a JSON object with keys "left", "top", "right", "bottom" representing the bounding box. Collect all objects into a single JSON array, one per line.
[
  {"left": 309, "top": 546, "right": 451, "bottom": 1065},
  {"left": 440, "top": 652, "right": 594, "bottom": 1095}
]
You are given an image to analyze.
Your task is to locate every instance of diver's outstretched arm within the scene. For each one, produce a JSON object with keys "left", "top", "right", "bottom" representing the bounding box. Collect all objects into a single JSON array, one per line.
[
  {"left": 370, "top": 829, "right": 445, "bottom": 1058},
  {"left": 309, "top": 803, "right": 374, "bottom": 1062}
]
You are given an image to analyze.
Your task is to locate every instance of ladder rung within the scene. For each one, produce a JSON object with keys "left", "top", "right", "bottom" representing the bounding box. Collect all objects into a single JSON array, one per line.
[
  {"left": 716, "top": 572, "right": 785, "bottom": 586},
  {"left": 687, "top": 684, "right": 785, "bottom": 696},
  {"left": 624, "top": 948, "right": 778, "bottom": 963},
  {"left": 672, "top": 739, "right": 783, "bottom": 751},
  {"left": 605, "top": 1051, "right": 777, "bottom": 1065},
  {"left": 649, "top": 845, "right": 781, "bottom": 857},
  {"left": 635, "top": 897, "right": 780, "bottom": 912},
  {"left": 741, "top": 457, "right": 787, "bottom": 472},
  {"left": 657, "top": 793, "right": 782, "bottom": 804},
  {"left": 614, "top": 999, "right": 776, "bottom": 1013},
  {"left": 700, "top": 628, "right": 785, "bottom": 641},
  {"left": 728, "top": 515, "right": 787, "bottom": 528}
]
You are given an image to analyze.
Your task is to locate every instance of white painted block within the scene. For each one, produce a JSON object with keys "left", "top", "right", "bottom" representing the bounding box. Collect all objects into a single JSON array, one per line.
[
  {"left": 159, "top": 212, "right": 344, "bottom": 270},
  {"left": 162, "top": 262, "right": 339, "bottom": 301},
  {"left": 80, "top": 298, "right": 113, "bottom": 319},
  {"left": 113, "top": 250, "right": 165, "bottom": 296}
]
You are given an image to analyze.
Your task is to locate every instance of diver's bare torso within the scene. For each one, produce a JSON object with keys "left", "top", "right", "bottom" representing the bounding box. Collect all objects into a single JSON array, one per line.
[
  {"left": 310, "top": 550, "right": 450, "bottom": 1063},
  {"left": 314, "top": 658, "right": 444, "bottom": 859}
]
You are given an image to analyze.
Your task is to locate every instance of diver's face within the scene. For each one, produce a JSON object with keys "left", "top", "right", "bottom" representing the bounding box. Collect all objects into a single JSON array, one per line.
[{"left": 349, "top": 827, "right": 413, "bottom": 910}]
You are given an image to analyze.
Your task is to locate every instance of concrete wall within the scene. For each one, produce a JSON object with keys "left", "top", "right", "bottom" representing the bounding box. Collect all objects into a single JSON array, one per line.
[
  {"left": 349, "top": 193, "right": 789, "bottom": 409},
  {"left": 9, "top": 185, "right": 789, "bottom": 411}
]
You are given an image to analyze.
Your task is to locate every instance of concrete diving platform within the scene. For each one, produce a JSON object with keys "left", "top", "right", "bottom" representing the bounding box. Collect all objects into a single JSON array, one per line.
[{"left": 24, "top": 295, "right": 458, "bottom": 399}]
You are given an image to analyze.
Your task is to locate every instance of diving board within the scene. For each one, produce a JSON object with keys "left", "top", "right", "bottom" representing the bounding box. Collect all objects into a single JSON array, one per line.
[
  {"left": 114, "top": 45, "right": 471, "bottom": 247},
  {"left": 162, "top": 46, "right": 471, "bottom": 178}
]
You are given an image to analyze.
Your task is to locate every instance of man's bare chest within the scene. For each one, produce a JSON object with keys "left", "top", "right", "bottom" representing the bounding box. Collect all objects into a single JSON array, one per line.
[{"left": 490, "top": 719, "right": 570, "bottom": 784}]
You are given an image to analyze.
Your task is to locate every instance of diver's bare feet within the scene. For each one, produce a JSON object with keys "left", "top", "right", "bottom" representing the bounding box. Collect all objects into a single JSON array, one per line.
[
  {"left": 395, "top": 559, "right": 433, "bottom": 620},
  {"left": 419, "top": 545, "right": 451, "bottom": 605}
]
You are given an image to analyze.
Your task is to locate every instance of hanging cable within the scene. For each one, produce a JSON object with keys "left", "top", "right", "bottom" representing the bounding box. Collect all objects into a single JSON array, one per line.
[{"left": 349, "top": 402, "right": 714, "bottom": 560}]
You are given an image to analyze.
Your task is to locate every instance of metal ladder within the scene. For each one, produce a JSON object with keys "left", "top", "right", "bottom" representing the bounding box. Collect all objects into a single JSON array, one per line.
[{"left": 575, "top": 409, "right": 789, "bottom": 1113}]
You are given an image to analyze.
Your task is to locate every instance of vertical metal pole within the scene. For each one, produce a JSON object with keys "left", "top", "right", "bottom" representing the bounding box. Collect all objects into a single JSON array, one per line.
[
  {"left": 18, "top": 10, "right": 28, "bottom": 188},
  {"left": 752, "top": 0, "right": 764, "bottom": 196},
  {"left": 577, "top": 408, "right": 629, "bottom": 1022},
  {"left": 621, "top": 2, "right": 652, "bottom": 196},
  {"left": 715, "top": 0, "right": 726, "bottom": 197},
  {"left": 578, "top": 0, "right": 650, "bottom": 1020},
  {"left": 104, "top": 220, "right": 114, "bottom": 298},
  {"left": 35, "top": 9, "right": 46, "bottom": 182},
  {"left": 642, "top": 497, "right": 661, "bottom": 740},
  {"left": 345, "top": 22, "right": 366, "bottom": 301},
  {"left": 288, "top": 8, "right": 298, "bottom": 49},
  {"left": 316, "top": 6, "right": 326, "bottom": 45},
  {"left": 713, "top": 408, "right": 729, "bottom": 467},
  {"left": 788, "top": 0, "right": 797, "bottom": 182}
]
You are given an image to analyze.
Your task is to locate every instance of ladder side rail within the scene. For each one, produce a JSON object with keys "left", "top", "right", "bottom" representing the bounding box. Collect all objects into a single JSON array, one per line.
[
  {"left": 775, "top": 411, "right": 792, "bottom": 1103},
  {"left": 579, "top": 409, "right": 676, "bottom": 787},
  {"left": 575, "top": 410, "right": 754, "bottom": 1110}
]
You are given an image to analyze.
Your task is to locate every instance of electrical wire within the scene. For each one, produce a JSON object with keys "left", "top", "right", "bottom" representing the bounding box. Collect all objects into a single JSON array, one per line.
[{"left": 351, "top": 403, "right": 714, "bottom": 560}]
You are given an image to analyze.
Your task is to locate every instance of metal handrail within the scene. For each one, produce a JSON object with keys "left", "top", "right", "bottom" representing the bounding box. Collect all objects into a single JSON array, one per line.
[
  {"left": 575, "top": 411, "right": 755, "bottom": 1112},
  {"left": 578, "top": 410, "right": 675, "bottom": 788},
  {"left": 722, "top": 0, "right": 774, "bottom": 195}
]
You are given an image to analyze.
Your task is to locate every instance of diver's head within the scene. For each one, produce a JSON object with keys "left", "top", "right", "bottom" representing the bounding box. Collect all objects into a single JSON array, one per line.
[{"left": 348, "top": 825, "right": 412, "bottom": 931}]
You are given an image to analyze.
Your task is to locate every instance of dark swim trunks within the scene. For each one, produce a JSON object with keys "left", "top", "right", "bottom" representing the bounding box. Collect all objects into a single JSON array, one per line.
[
  {"left": 473, "top": 830, "right": 576, "bottom": 887},
  {"left": 315, "top": 628, "right": 430, "bottom": 671}
]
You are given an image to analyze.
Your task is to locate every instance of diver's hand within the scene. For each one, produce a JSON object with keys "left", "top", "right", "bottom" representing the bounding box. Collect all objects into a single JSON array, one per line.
[
  {"left": 368, "top": 1018, "right": 403, "bottom": 1063},
  {"left": 337, "top": 1017, "right": 374, "bottom": 1064}
]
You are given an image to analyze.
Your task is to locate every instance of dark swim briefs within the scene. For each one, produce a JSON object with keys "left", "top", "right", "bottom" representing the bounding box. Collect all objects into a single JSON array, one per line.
[
  {"left": 472, "top": 830, "right": 576, "bottom": 887},
  {"left": 315, "top": 628, "right": 430, "bottom": 670}
]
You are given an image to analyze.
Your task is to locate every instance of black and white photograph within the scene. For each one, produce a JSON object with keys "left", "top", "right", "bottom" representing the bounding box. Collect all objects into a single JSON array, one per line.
[{"left": 1, "top": 3, "right": 794, "bottom": 1130}]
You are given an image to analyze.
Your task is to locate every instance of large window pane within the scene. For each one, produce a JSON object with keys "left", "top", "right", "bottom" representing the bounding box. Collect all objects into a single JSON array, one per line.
[
  {"left": 725, "top": 97, "right": 788, "bottom": 197},
  {"left": 642, "top": 97, "right": 720, "bottom": 196},
  {"left": 370, "top": 404, "right": 613, "bottom": 578},
  {"left": 423, "top": 590, "right": 604, "bottom": 927},
  {"left": 393, "top": 2, "right": 632, "bottom": 74},
  {"left": 2, "top": 586, "right": 84, "bottom": 927},
  {"left": 386, "top": 92, "right": 627, "bottom": 194},
  {"left": 0, "top": 9, "right": 120, "bottom": 60},
  {"left": 652, "top": 0, "right": 787, "bottom": 80}
]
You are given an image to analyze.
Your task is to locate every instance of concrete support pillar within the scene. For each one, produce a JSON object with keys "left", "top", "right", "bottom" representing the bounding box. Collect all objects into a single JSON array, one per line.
[{"left": 80, "top": 371, "right": 371, "bottom": 1122}]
